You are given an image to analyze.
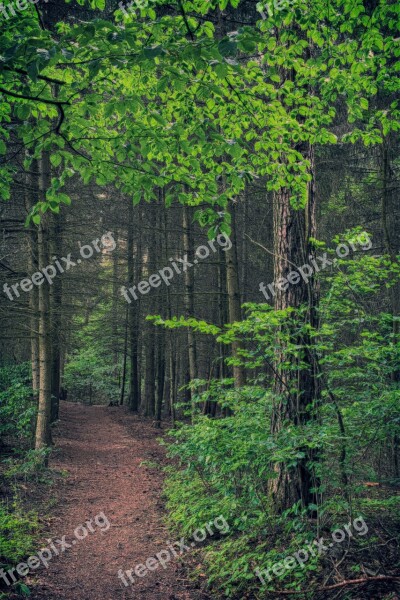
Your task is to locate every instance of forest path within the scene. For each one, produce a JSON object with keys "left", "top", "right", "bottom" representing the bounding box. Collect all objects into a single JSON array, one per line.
[{"left": 31, "top": 401, "right": 203, "bottom": 600}]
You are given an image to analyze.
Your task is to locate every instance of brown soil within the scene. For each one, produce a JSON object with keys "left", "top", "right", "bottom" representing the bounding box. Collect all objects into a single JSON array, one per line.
[{"left": 29, "top": 401, "right": 205, "bottom": 600}]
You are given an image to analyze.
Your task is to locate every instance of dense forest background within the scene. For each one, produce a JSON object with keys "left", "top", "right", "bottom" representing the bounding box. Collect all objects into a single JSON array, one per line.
[{"left": 0, "top": 0, "right": 399, "bottom": 598}]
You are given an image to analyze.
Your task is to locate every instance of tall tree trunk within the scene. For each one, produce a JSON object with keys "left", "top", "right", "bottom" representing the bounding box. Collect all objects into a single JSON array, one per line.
[
  {"left": 24, "top": 157, "right": 40, "bottom": 393},
  {"left": 163, "top": 202, "right": 176, "bottom": 425},
  {"left": 169, "top": 343, "right": 176, "bottom": 426},
  {"left": 182, "top": 205, "right": 197, "bottom": 414},
  {"left": 144, "top": 322, "right": 156, "bottom": 417},
  {"left": 155, "top": 334, "right": 165, "bottom": 427},
  {"left": 270, "top": 144, "right": 320, "bottom": 511},
  {"left": 127, "top": 200, "right": 141, "bottom": 411},
  {"left": 35, "top": 153, "right": 53, "bottom": 452},
  {"left": 50, "top": 211, "right": 63, "bottom": 422},
  {"left": 120, "top": 305, "right": 129, "bottom": 405},
  {"left": 112, "top": 227, "right": 120, "bottom": 381},
  {"left": 203, "top": 245, "right": 227, "bottom": 416},
  {"left": 154, "top": 190, "right": 166, "bottom": 427},
  {"left": 143, "top": 206, "right": 156, "bottom": 417},
  {"left": 225, "top": 202, "right": 245, "bottom": 388}
]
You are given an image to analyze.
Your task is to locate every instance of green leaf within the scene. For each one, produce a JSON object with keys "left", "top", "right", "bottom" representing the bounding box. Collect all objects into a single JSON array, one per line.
[
  {"left": 26, "top": 62, "right": 39, "bottom": 83},
  {"left": 218, "top": 38, "right": 237, "bottom": 58},
  {"left": 16, "top": 105, "right": 30, "bottom": 120},
  {"left": 144, "top": 45, "right": 164, "bottom": 59},
  {"left": 17, "top": 583, "right": 31, "bottom": 597},
  {"left": 50, "top": 154, "right": 62, "bottom": 168},
  {"left": 58, "top": 194, "right": 71, "bottom": 205}
]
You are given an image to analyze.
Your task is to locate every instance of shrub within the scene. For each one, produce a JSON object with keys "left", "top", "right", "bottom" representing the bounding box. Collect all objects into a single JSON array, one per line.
[{"left": 0, "top": 364, "right": 36, "bottom": 444}]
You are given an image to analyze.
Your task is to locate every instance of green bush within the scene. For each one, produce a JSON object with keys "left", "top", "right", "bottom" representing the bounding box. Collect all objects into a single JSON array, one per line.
[
  {"left": 161, "top": 246, "right": 400, "bottom": 597},
  {"left": 0, "top": 364, "right": 36, "bottom": 443},
  {"left": 0, "top": 502, "right": 37, "bottom": 565},
  {"left": 3, "top": 448, "right": 52, "bottom": 482}
]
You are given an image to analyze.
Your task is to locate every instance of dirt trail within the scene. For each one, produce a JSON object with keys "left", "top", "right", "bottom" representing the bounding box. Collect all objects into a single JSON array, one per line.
[{"left": 30, "top": 401, "right": 203, "bottom": 600}]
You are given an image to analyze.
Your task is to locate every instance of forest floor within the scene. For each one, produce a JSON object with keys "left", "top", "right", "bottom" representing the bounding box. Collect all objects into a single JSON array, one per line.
[{"left": 28, "top": 401, "right": 205, "bottom": 600}]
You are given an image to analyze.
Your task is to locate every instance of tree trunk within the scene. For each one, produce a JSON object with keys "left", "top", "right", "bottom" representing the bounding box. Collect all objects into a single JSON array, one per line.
[
  {"left": 127, "top": 200, "right": 141, "bottom": 411},
  {"left": 225, "top": 202, "right": 245, "bottom": 388},
  {"left": 154, "top": 190, "right": 166, "bottom": 426},
  {"left": 144, "top": 324, "right": 156, "bottom": 416},
  {"left": 50, "top": 211, "right": 63, "bottom": 422},
  {"left": 270, "top": 143, "right": 320, "bottom": 511},
  {"left": 112, "top": 228, "right": 120, "bottom": 381},
  {"left": 35, "top": 153, "right": 53, "bottom": 452},
  {"left": 169, "top": 343, "right": 176, "bottom": 426},
  {"left": 155, "top": 334, "right": 165, "bottom": 427},
  {"left": 143, "top": 205, "right": 156, "bottom": 417},
  {"left": 120, "top": 305, "right": 129, "bottom": 405},
  {"left": 24, "top": 157, "right": 40, "bottom": 393},
  {"left": 183, "top": 205, "right": 197, "bottom": 414}
]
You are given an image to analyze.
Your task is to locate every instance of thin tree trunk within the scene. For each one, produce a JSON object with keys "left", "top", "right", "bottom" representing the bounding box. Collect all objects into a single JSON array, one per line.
[
  {"left": 169, "top": 345, "right": 176, "bottom": 426},
  {"left": 155, "top": 334, "right": 165, "bottom": 427},
  {"left": 24, "top": 157, "right": 40, "bottom": 393},
  {"left": 120, "top": 305, "right": 129, "bottom": 405},
  {"left": 50, "top": 211, "right": 63, "bottom": 422},
  {"left": 127, "top": 200, "right": 140, "bottom": 411},
  {"left": 163, "top": 203, "right": 176, "bottom": 425},
  {"left": 112, "top": 228, "right": 120, "bottom": 381},
  {"left": 144, "top": 205, "right": 156, "bottom": 417},
  {"left": 155, "top": 189, "right": 166, "bottom": 427},
  {"left": 183, "top": 205, "right": 197, "bottom": 414},
  {"left": 35, "top": 152, "right": 53, "bottom": 452},
  {"left": 144, "top": 323, "right": 156, "bottom": 416},
  {"left": 225, "top": 202, "right": 245, "bottom": 388}
]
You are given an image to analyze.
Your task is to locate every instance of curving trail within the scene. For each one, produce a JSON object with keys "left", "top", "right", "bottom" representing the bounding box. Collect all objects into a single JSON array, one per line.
[{"left": 30, "top": 402, "right": 203, "bottom": 600}]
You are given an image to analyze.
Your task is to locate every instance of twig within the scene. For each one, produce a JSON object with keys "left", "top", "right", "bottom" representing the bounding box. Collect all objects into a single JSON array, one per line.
[{"left": 244, "top": 233, "right": 299, "bottom": 269}]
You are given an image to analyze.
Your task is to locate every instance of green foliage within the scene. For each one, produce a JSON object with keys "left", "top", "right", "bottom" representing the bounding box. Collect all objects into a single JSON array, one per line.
[
  {"left": 161, "top": 238, "right": 400, "bottom": 597},
  {"left": 64, "top": 345, "right": 120, "bottom": 404},
  {"left": 164, "top": 387, "right": 271, "bottom": 530},
  {"left": 0, "top": 502, "right": 37, "bottom": 565},
  {"left": 3, "top": 448, "right": 52, "bottom": 483},
  {"left": 0, "top": 364, "right": 36, "bottom": 442},
  {"left": 1, "top": 0, "right": 398, "bottom": 213},
  {"left": 64, "top": 306, "right": 122, "bottom": 404}
]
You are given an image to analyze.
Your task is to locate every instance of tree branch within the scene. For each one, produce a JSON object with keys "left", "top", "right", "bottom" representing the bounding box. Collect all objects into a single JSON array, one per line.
[
  {"left": 2, "top": 66, "right": 66, "bottom": 85},
  {"left": 0, "top": 87, "right": 70, "bottom": 106}
]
